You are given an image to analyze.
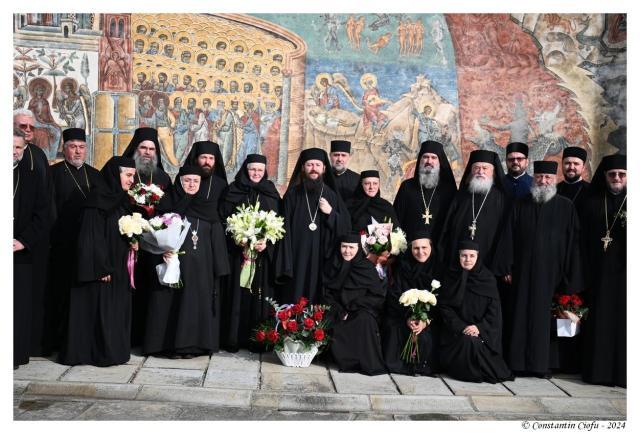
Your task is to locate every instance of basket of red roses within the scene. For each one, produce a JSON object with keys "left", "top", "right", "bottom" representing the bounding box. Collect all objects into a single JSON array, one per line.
[
  {"left": 552, "top": 293, "right": 589, "bottom": 337},
  {"left": 253, "top": 297, "right": 330, "bottom": 367}
]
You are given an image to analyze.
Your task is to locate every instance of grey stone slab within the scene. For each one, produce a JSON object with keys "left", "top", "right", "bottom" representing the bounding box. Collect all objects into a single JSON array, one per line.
[
  {"left": 351, "top": 413, "right": 394, "bottom": 420},
  {"left": 14, "top": 380, "right": 30, "bottom": 396},
  {"left": 502, "top": 377, "right": 567, "bottom": 396},
  {"left": 549, "top": 376, "right": 627, "bottom": 398},
  {"left": 25, "top": 381, "right": 140, "bottom": 400},
  {"left": 177, "top": 405, "right": 274, "bottom": 420},
  {"left": 269, "top": 411, "right": 351, "bottom": 421},
  {"left": 132, "top": 367, "right": 204, "bottom": 387},
  {"left": 61, "top": 364, "right": 138, "bottom": 384},
  {"left": 137, "top": 385, "right": 252, "bottom": 407},
  {"left": 251, "top": 391, "right": 371, "bottom": 412},
  {"left": 208, "top": 350, "right": 260, "bottom": 372},
  {"left": 391, "top": 374, "right": 454, "bottom": 395},
  {"left": 611, "top": 398, "right": 626, "bottom": 416},
  {"left": 471, "top": 396, "right": 546, "bottom": 414},
  {"left": 260, "top": 351, "right": 327, "bottom": 375},
  {"left": 330, "top": 369, "right": 398, "bottom": 395},
  {"left": 539, "top": 397, "right": 621, "bottom": 416},
  {"left": 203, "top": 368, "right": 260, "bottom": 389},
  {"left": 13, "top": 360, "right": 69, "bottom": 381},
  {"left": 440, "top": 375, "right": 512, "bottom": 396},
  {"left": 261, "top": 371, "right": 334, "bottom": 393},
  {"left": 370, "top": 395, "right": 474, "bottom": 413},
  {"left": 125, "top": 353, "right": 146, "bottom": 366},
  {"left": 75, "top": 401, "right": 184, "bottom": 420},
  {"left": 143, "top": 355, "right": 210, "bottom": 370},
  {"left": 15, "top": 400, "right": 93, "bottom": 420}
]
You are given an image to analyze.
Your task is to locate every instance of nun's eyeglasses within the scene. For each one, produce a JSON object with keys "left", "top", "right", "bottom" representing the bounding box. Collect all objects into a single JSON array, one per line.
[{"left": 607, "top": 171, "right": 627, "bottom": 179}]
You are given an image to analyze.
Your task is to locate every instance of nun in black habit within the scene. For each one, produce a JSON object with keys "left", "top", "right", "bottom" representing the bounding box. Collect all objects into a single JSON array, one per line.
[
  {"left": 58, "top": 156, "right": 138, "bottom": 366},
  {"left": 347, "top": 170, "right": 400, "bottom": 233},
  {"left": 439, "top": 241, "right": 513, "bottom": 383},
  {"left": 220, "top": 154, "right": 282, "bottom": 352},
  {"left": 382, "top": 230, "right": 440, "bottom": 376},
  {"left": 143, "top": 165, "right": 230, "bottom": 357},
  {"left": 275, "top": 147, "right": 351, "bottom": 304},
  {"left": 323, "top": 233, "right": 387, "bottom": 375}
]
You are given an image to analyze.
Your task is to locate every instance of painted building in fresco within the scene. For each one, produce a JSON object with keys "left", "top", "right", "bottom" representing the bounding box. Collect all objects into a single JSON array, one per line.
[{"left": 13, "top": 13, "right": 626, "bottom": 199}]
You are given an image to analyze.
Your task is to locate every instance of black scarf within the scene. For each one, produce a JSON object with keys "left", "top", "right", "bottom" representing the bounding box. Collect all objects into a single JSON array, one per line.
[
  {"left": 83, "top": 156, "right": 135, "bottom": 213},
  {"left": 441, "top": 255, "right": 498, "bottom": 308},
  {"left": 158, "top": 174, "right": 221, "bottom": 223},
  {"left": 347, "top": 182, "right": 397, "bottom": 227},
  {"left": 223, "top": 158, "right": 280, "bottom": 207}
]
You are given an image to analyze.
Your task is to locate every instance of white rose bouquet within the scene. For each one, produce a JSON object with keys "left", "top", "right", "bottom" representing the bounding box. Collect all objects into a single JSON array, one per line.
[
  {"left": 398, "top": 279, "right": 440, "bottom": 364},
  {"left": 226, "top": 201, "right": 286, "bottom": 290},
  {"left": 117, "top": 212, "right": 151, "bottom": 289}
]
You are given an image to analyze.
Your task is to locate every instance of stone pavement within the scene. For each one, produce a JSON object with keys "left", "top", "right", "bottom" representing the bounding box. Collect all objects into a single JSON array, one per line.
[{"left": 13, "top": 350, "right": 627, "bottom": 421}]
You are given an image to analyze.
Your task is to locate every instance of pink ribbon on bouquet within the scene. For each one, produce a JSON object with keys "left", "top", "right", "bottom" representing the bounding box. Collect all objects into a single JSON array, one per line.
[{"left": 127, "top": 248, "right": 137, "bottom": 289}]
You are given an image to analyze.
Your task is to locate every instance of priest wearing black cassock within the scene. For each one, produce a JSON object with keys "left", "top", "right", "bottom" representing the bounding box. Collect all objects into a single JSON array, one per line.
[
  {"left": 393, "top": 140, "right": 457, "bottom": 247},
  {"left": 581, "top": 154, "right": 626, "bottom": 387},
  {"left": 220, "top": 154, "right": 282, "bottom": 352},
  {"left": 438, "top": 149, "right": 508, "bottom": 272},
  {"left": 143, "top": 165, "right": 230, "bottom": 357},
  {"left": 324, "top": 233, "right": 387, "bottom": 375},
  {"left": 276, "top": 147, "right": 351, "bottom": 304},
  {"left": 14, "top": 129, "right": 49, "bottom": 368},
  {"left": 122, "top": 127, "right": 173, "bottom": 346},
  {"left": 494, "top": 161, "right": 582, "bottom": 378},
  {"left": 330, "top": 140, "right": 360, "bottom": 201},
  {"left": 348, "top": 170, "right": 399, "bottom": 232},
  {"left": 557, "top": 146, "right": 590, "bottom": 212},
  {"left": 439, "top": 241, "right": 513, "bottom": 383},
  {"left": 503, "top": 142, "right": 532, "bottom": 200},
  {"left": 14, "top": 109, "right": 54, "bottom": 357},
  {"left": 47, "top": 128, "right": 104, "bottom": 353},
  {"left": 382, "top": 230, "right": 440, "bottom": 376},
  {"left": 58, "top": 156, "right": 138, "bottom": 366}
]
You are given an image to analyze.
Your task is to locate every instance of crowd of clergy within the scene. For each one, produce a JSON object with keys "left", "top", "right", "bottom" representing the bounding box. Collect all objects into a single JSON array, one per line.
[{"left": 13, "top": 107, "right": 626, "bottom": 388}]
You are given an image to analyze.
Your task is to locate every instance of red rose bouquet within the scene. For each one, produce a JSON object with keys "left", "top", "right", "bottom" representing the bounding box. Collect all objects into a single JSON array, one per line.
[{"left": 552, "top": 293, "right": 588, "bottom": 337}]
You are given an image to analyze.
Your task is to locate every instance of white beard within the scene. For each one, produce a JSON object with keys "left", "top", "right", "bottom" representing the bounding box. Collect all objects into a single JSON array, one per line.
[
  {"left": 419, "top": 165, "right": 440, "bottom": 189},
  {"left": 531, "top": 183, "right": 557, "bottom": 203},
  {"left": 468, "top": 176, "right": 493, "bottom": 194},
  {"left": 67, "top": 158, "right": 84, "bottom": 168}
]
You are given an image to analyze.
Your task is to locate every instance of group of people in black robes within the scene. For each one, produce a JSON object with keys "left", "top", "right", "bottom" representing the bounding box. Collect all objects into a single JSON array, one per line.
[{"left": 13, "top": 111, "right": 626, "bottom": 388}]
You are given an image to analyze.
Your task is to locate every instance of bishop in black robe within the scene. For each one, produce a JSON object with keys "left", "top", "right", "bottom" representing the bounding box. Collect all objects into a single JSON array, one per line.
[
  {"left": 276, "top": 148, "right": 351, "bottom": 304},
  {"left": 220, "top": 154, "right": 281, "bottom": 352},
  {"left": 143, "top": 165, "right": 230, "bottom": 357},
  {"left": 330, "top": 140, "right": 360, "bottom": 202},
  {"left": 382, "top": 230, "right": 439, "bottom": 376},
  {"left": 58, "top": 156, "right": 137, "bottom": 366},
  {"left": 14, "top": 132, "right": 49, "bottom": 368},
  {"left": 581, "top": 154, "right": 626, "bottom": 387},
  {"left": 494, "top": 161, "right": 583, "bottom": 377},
  {"left": 439, "top": 241, "right": 513, "bottom": 383},
  {"left": 323, "top": 233, "right": 387, "bottom": 375},
  {"left": 393, "top": 140, "right": 457, "bottom": 244}
]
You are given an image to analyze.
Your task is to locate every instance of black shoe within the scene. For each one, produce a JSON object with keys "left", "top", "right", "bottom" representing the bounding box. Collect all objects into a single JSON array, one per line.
[{"left": 182, "top": 354, "right": 194, "bottom": 359}]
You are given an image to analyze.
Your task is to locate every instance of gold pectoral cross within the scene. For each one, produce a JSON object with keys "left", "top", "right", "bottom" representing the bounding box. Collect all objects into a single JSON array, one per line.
[
  {"left": 468, "top": 221, "right": 477, "bottom": 240},
  {"left": 422, "top": 208, "right": 433, "bottom": 224},
  {"left": 601, "top": 231, "right": 613, "bottom": 252}
]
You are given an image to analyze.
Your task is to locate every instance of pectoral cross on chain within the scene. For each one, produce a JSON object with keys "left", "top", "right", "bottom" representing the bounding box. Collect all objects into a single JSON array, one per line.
[
  {"left": 422, "top": 208, "right": 433, "bottom": 224},
  {"left": 468, "top": 221, "right": 477, "bottom": 240},
  {"left": 601, "top": 231, "right": 612, "bottom": 252},
  {"left": 191, "top": 230, "right": 199, "bottom": 250}
]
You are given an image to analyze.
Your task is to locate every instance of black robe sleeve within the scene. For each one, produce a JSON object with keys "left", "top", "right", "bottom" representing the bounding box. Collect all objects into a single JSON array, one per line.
[
  {"left": 76, "top": 208, "right": 114, "bottom": 283},
  {"left": 14, "top": 171, "right": 49, "bottom": 252},
  {"left": 439, "top": 303, "right": 468, "bottom": 335},
  {"left": 475, "top": 296, "right": 502, "bottom": 353}
]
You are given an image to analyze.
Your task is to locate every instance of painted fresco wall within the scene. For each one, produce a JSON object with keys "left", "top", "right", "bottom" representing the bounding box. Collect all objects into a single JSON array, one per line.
[{"left": 13, "top": 13, "right": 626, "bottom": 200}]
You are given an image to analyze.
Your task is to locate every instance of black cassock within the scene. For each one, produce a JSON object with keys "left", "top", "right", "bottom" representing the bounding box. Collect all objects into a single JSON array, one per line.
[
  {"left": 381, "top": 250, "right": 439, "bottom": 375},
  {"left": 581, "top": 190, "right": 626, "bottom": 387},
  {"left": 58, "top": 157, "right": 136, "bottom": 366},
  {"left": 323, "top": 250, "right": 387, "bottom": 375},
  {"left": 220, "top": 165, "right": 281, "bottom": 352},
  {"left": 333, "top": 168, "right": 360, "bottom": 202},
  {"left": 143, "top": 175, "right": 230, "bottom": 356},
  {"left": 47, "top": 161, "right": 104, "bottom": 351},
  {"left": 557, "top": 179, "right": 590, "bottom": 214},
  {"left": 14, "top": 162, "right": 49, "bottom": 367},
  {"left": 347, "top": 182, "right": 399, "bottom": 233},
  {"left": 494, "top": 194, "right": 582, "bottom": 376},
  {"left": 276, "top": 183, "right": 351, "bottom": 304},
  {"left": 438, "top": 259, "right": 513, "bottom": 383}
]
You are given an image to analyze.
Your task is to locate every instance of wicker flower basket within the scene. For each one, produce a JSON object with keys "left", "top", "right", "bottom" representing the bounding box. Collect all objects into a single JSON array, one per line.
[{"left": 275, "top": 339, "right": 319, "bottom": 367}]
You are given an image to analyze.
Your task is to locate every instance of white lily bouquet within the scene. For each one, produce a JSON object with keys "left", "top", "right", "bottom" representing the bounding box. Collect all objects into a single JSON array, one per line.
[
  {"left": 360, "top": 217, "right": 408, "bottom": 279},
  {"left": 398, "top": 279, "right": 440, "bottom": 364},
  {"left": 226, "top": 201, "right": 286, "bottom": 290},
  {"left": 117, "top": 212, "right": 151, "bottom": 289},
  {"left": 139, "top": 212, "right": 191, "bottom": 288}
]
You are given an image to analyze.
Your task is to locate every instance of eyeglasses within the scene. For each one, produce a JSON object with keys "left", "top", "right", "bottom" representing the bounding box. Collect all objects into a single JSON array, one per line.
[
  {"left": 507, "top": 157, "right": 526, "bottom": 163},
  {"left": 607, "top": 171, "right": 627, "bottom": 179},
  {"left": 18, "top": 123, "right": 34, "bottom": 131}
]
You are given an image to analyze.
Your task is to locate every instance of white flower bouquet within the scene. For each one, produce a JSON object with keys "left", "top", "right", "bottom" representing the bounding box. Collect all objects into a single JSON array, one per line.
[
  {"left": 118, "top": 212, "right": 151, "bottom": 289},
  {"left": 398, "top": 280, "right": 440, "bottom": 364},
  {"left": 360, "top": 217, "right": 408, "bottom": 278},
  {"left": 226, "top": 201, "right": 286, "bottom": 290},
  {"left": 128, "top": 182, "right": 165, "bottom": 216},
  {"left": 139, "top": 212, "right": 191, "bottom": 288}
]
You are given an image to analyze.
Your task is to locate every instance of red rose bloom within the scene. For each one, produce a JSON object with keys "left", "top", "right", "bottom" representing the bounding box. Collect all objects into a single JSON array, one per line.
[
  {"left": 303, "top": 318, "right": 315, "bottom": 330},
  {"left": 286, "top": 321, "right": 298, "bottom": 332},
  {"left": 266, "top": 330, "right": 279, "bottom": 343},
  {"left": 558, "top": 295, "right": 571, "bottom": 306},
  {"left": 313, "top": 329, "right": 325, "bottom": 341},
  {"left": 359, "top": 229, "right": 366, "bottom": 236},
  {"left": 298, "top": 297, "right": 308, "bottom": 307},
  {"left": 292, "top": 304, "right": 303, "bottom": 315},
  {"left": 151, "top": 194, "right": 160, "bottom": 202},
  {"left": 255, "top": 330, "right": 266, "bottom": 342},
  {"left": 571, "top": 294, "right": 582, "bottom": 307},
  {"left": 139, "top": 188, "right": 147, "bottom": 195},
  {"left": 313, "top": 310, "right": 324, "bottom": 321},
  {"left": 277, "top": 310, "right": 289, "bottom": 321}
]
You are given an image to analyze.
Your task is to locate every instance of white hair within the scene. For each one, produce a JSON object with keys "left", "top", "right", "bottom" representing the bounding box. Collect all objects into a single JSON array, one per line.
[
  {"left": 13, "top": 108, "right": 34, "bottom": 119},
  {"left": 530, "top": 183, "right": 557, "bottom": 203}
]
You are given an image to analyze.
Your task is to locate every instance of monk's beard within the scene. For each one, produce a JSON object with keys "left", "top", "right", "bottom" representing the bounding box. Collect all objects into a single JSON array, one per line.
[
  {"left": 303, "top": 175, "right": 323, "bottom": 193},
  {"left": 531, "top": 183, "right": 557, "bottom": 203},
  {"left": 468, "top": 176, "right": 493, "bottom": 194},
  {"left": 419, "top": 165, "right": 439, "bottom": 189},
  {"left": 134, "top": 153, "right": 158, "bottom": 177}
]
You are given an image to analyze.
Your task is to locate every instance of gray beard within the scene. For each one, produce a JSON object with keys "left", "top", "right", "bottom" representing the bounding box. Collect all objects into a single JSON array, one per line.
[
  {"left": 531, "top": 183, "right": 557, "bottom": 203},
  {"left": 468, "top": 176, "right": 493, "bottom": 194},
  {"left": 134, "top": 153, "right": 158, "bottom": 177},
  {"left": 66, "top": 158, "right": 84, "bottom": 168},
  {"left": 419, "top": 165, "right": 440, "bottom": 189},
  {"left": 607, "top": 184, "right": 625, "bottom": 195}
]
